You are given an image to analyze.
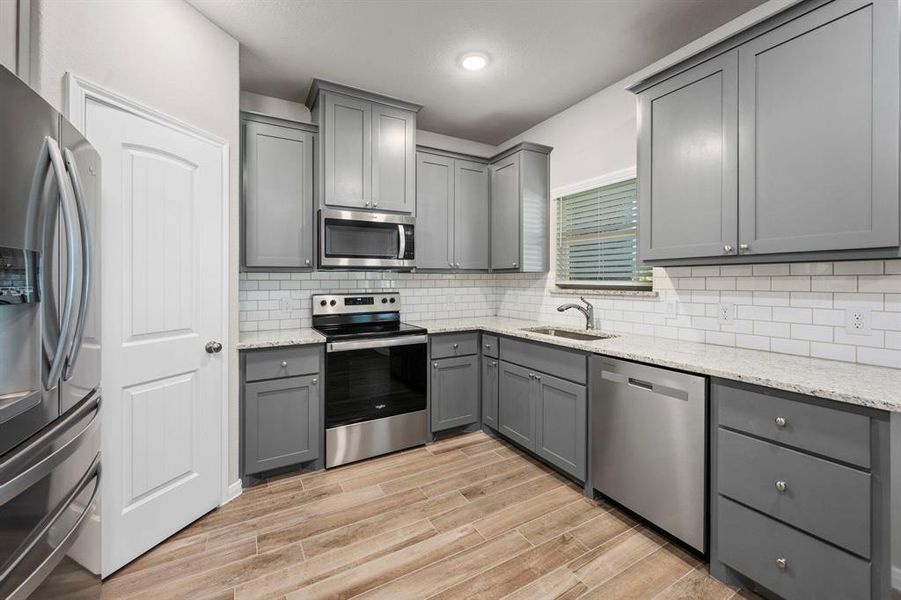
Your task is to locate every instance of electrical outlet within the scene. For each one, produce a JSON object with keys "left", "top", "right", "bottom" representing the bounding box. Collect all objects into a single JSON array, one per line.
[
  {"left": 665, "top": 301, "right": 678, "bottom": 317},
  {"left": 717, "top": 303, "right": 735, "bottom": 324},
  {"left": 279, "top": 297, "right": 292, "bottom": 312},
  {"left": 844, "top": 307, "right": 871, "bottom": 335}
]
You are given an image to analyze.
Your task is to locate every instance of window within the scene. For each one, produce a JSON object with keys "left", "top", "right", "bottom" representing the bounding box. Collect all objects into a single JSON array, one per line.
[{"left": 555, "top": 177, "right": 652, "bottom": 290}]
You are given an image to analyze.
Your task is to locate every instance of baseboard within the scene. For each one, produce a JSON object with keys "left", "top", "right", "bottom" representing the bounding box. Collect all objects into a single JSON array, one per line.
[{"left": 221, "top": 479, "right": 242, "bottom": 506}]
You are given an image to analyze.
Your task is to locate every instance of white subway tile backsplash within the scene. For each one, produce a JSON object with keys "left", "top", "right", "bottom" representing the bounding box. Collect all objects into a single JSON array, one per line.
[
  {"left": 753, "top": 264, "right": 790, "bottom": 276},
  {"left": 834, "top": 260, "right": 883, "bottom": 275}
]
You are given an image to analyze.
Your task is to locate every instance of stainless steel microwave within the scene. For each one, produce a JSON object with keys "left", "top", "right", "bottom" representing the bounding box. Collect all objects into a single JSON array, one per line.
[{"left": 318, "top": 209, "right": 415, "bottom": 269}]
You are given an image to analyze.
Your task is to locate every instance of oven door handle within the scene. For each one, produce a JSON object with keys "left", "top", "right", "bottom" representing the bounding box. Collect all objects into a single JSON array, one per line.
[
  {"left": 397, "top": 224, "right": 406, "bottom": 259},
  {"left": 327, "top": 334, "right": 428, "bottom": 353}
]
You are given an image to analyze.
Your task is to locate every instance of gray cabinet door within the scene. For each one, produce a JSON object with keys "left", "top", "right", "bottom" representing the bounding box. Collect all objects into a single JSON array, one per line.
[
  {"left": 482, "top": 356, "right": 499, "bottom": 430},
  {"left": 323, "top": 92, "right": 371, "bottom": 210},
  {"left": 244, "top": 374, "right": 320, "bottom": 474},
  {"left": 498, "top": 360, "right": 534, "bottom": 450},
  {"left": 454, "top": 159, "right": 490, "bottom": 269},
  {"left": 372, "top": 103, "right": 416, "bottom": 214},
  {"left": 431, "top": 355, "right": 479, "bottom": 432},
  {"left": 638, "top": 51, "right": 738, "bottom": 261},
  {"left": 243, "top": 121, "right": 313, "bottom": 268},
  {"left": 534, "top": 372, "right": 586, "bottom": 480},
  {"left": 415, "top": 152, "right": 454, "bottom": 269},
  {"left": 737, "top": 0, "right": 899, "bottom": 255},
  {"left": 490, "top": 154, "right": 521, "bottom": 270}
]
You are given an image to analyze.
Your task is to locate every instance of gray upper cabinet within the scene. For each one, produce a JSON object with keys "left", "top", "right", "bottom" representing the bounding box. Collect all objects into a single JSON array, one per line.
[
  {"left": 632, "top": 0, "right": 901, "bottom": 264},
  {"left": 322, "top": 92, "right": 371, "bottom": 210},
  {"left": 242, "top": 117, "right": 315, "bottom": 270},
  {"left": 415, "top": 149, "right": 489, "bottom": 270},
  {"left": 490, "top": 144, "right": 552, "bottom": 272},
  {"left": 637, "top": 51, "right": 738, "bottom": 261},
  {"left": 372, "top": 103, "right": 416, "bottom": 213},
  {"left": 430, "top": 354, "right": 479, "bottom": 432},
  {"left": 244, "top": 374, "right": 320, "bottom": 475},
  {"left": 737, "top": 0, "right": 899, "bottom": 255},
  {"left": 455, "top": 159, "right": 490, "bottom": 269},
  {"left": 308, "top": 80, "right": 421, "bottom": 215},
  {"left": 416, "top": 152, "right": 454, "bottom": 269}
]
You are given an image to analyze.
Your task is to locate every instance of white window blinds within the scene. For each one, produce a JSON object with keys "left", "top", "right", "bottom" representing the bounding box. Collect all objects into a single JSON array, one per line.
[{"left": 556, "top": 178, "right": 652, "bottom": 289}]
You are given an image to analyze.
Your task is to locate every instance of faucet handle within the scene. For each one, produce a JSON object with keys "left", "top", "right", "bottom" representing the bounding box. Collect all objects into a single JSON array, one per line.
[{"left": 580, "top": 296, "right": 592, "bottom": 307}]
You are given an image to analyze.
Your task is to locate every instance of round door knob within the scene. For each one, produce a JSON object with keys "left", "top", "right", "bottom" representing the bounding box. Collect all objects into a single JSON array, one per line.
[
  {"left": 775, "top": 558, "right": 788, "bottom": 571},
  {"left": 280, "top": 361, "right": 288, "bottom": 368},
  {"left": 723, "top": 244, "right": 733, "bottom": 254},
  {"left": 775, "top": 416, "right": 787, "bottom": 428},
  {"left": 205, "top": 341, "right": 222, "bottom": 354},
  {"left": 775, "top": 480, "right": 787, "bottom": 492}
]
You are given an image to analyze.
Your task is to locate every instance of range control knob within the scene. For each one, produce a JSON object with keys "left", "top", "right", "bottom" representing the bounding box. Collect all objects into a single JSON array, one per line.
[
  {"left": 320, "top": 300, "right": 327, "bottom": 307},
  {"left": 329, "top": 299, "right": 337, "bottom": 307},
  {"left": 381, "top": 297, "right": 388, "bottom": 303},
  {"left": 389, "top": 297, "right": 396, "bottom": 303}
]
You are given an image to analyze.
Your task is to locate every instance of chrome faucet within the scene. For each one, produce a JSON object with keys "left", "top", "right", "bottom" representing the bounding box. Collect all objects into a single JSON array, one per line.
[{"left": 557, "top": 297, "right": 594, "bottom": 330}]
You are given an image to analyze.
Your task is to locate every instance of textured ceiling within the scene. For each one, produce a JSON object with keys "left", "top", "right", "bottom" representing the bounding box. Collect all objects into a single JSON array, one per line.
[{"left": 189, "top": 0, "right": 766, "bottom": 144}]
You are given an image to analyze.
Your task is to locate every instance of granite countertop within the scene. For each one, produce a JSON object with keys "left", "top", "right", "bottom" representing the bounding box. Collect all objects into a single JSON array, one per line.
[
  {"left": 237, "top": 317, "right": 901, "bottom": 413},
  {"left": 237, "top": 328, "right": 325, "bottom": 350},
  {"left": 410, "top": 317, "right": 901, "bottom": 414}
]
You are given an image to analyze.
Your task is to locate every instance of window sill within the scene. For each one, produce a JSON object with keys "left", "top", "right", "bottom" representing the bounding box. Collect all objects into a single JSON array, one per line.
[{"left": 550, "top": 286, "right": 658, "bottom": 298}]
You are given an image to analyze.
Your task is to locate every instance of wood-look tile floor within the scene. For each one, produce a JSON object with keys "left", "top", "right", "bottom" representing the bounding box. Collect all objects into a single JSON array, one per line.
[{"left": 101, "top": 431, "right": 750, "bottom": 600}]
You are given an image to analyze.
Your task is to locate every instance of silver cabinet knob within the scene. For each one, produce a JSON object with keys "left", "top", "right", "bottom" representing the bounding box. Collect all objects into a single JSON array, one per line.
[
  {"left": 433, "top": 362, "right": 438, "bottom": 368},
  {"left": 535, "top": 374, "right": 541, "bottom": 381},
  {"left": 723, "top": 244, "right": 733, "bottom": 254},
  {"left": 491, "top": 361, "right": 498, "bottom": 367},
  {"left": 364, "top": 201, "right": 371, "bottom": 207},
  {"left": 512, "top": 262, "right": 518, "bottom": 268},
  {"left": 528, "top": 373, "right": 534, "bottom": 379},
  {"left": 739, "top": 243, "right": 750, "bottom": 253},
  {"left": 775, "top": 416, "right": 787, "bottom": 428},
  {"left": 775, "top": 558, "right": 788, "bottom": 571},
  {"left": 455, "top": 262, "right": 460, "bottom": 268},
  {"left": 452, "top": 343, "right": 459, "bottom": 349},
  {"left": 448, "top": 262, "right": 454, "bottom": 267},
  {"left": 485, "top": 344, "right": 491, "bottom": 350},
  {"left": 311, "top": 378, "right": 318, "bottom": 385},
  {"left": 373, "top": 201, "right": 378, "bottom": 208},
  {"left": 205, "top": 341, "right": 222, "bottom": 354},
  {"left": 281, "top": 360, "right": 288, "bottom": 367},
  {"left": 775, "top": 480, "right": 787, "bottom": 492},
  {"left": 305, "top": 259, "right": 311, "bottom": 265}
]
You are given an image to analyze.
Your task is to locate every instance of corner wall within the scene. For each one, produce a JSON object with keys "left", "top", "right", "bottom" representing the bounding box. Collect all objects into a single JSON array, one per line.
[{"left": 30, "top": 0, "right": 243, "bottom": 484}]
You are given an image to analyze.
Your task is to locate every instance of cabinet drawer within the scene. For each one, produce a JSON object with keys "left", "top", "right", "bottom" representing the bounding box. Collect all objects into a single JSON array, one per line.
[
  {"left": 430, "top": 332, "right": 479, "bottom": 359},
  {"left": 244, "top": 346, "right": 321, "bottom": 382},
  {"left": 714, "top": 380, "right": 870, "bottom": 468},
  {"left": 718, "top": 428, "right": 871, "bottom": 557},
  {"left": 481, "top": 334, "right": 498, "bottom": 358},
  {"left": 718, "top": 497, "right": 870, "bottom": 600},
  {"left": 500, "top": 338, "right": 587, "bottom": 384}
]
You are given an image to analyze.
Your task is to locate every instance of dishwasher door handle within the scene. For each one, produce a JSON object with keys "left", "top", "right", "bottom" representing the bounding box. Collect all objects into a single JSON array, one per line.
[{"left": 601, "top": 370, "right": 690, "bottom": 402}]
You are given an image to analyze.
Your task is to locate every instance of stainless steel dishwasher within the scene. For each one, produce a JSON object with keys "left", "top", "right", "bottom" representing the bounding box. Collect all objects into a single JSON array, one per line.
[{"left": 590, "top": 356, "right": 707, "bottom": 553}]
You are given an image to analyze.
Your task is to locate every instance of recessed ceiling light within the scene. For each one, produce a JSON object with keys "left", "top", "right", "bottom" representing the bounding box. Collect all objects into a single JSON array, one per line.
[{"left": 460, "top": 52, "right": 489, "bottom": 71}]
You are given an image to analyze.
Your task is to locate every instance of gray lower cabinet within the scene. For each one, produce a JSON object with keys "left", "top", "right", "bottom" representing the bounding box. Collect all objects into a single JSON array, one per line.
[
  {"left": 534, "top": 372, "right": 586, "bottom": 480},
  {"left": 430, "top": 355, "right": 479, "bottom": 432},
  {"left": 637, "top": 51, "right": 738, "bottom": 261},
  {"left": 497, "top": 361, "right": 534, "bottom": 449},
  {"left": 242, "top": 116, "right": 315, "bottom": 269},
  {"left": 244, "top": 373, "right": 320, "bottom": 475},
  {"left": 415, "top": 149, "right": 489, "bottom": 270},
  {"left": 632, "top": 0, "right": 901, "bottom": 264},
  {"left": 481, "top": 356, "right": 499, "bottom": 430},
  {"left": 710, "top": 378, "right": 891, "bottom": 599},
  {"left": 490, "top": 143, "right": 552, "bottom": 272}
]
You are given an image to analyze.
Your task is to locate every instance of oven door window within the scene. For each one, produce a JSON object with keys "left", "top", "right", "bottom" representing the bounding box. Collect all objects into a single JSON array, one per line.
[
  {"left": 323, "top": 219, "right": 400, "bottom": 259},
  {"left": 325, "top": 343, "right": 426, "bottom": 428}
]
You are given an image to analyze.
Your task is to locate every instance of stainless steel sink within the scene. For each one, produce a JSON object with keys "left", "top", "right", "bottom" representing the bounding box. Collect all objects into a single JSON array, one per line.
[{"left": 522, "top": 326, "right": 615, "bottom": 341}]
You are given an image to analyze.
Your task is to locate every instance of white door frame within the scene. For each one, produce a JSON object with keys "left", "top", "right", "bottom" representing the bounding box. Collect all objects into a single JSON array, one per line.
[{"left": 64, "top": 72, "right": 232, "bottom": 505}]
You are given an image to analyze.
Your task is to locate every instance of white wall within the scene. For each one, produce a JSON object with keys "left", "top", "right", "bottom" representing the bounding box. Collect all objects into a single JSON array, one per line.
[{"left": 30, "top": 0, "right": 243, "bottom": 484}]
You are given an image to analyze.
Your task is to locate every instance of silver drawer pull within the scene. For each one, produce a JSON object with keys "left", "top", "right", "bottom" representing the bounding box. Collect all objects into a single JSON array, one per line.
[
  {"left": 775, "top": 416, "right": 787, "bottom": 428},
  {"left": 281, "top": 361, "right": 288, "bottom": 368},
  {"left": 775, "top": 557, "right": 788, "bottom": 571},
  {"left": 775, "top": 480, "right": 787, "bottom": 492}
]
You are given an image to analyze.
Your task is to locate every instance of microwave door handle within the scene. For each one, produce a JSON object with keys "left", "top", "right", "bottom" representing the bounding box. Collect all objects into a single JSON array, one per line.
[
  {"left": 397, "top": 224, "right": 406, "bottom": 259},
  {"left": 62, "top": 148, "right": 91, "bottom": 381}
]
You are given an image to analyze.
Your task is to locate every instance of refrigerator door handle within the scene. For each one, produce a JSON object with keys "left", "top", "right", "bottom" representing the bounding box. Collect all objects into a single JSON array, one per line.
[
  {"left": 42, "top": 137, "right": 79, "bottom": 391},
  {"left": 1, "top": 455, "right": 100, "bottom": 600},
  {"left": 62, "top": 148, "right": 91, "bottom": 381}
]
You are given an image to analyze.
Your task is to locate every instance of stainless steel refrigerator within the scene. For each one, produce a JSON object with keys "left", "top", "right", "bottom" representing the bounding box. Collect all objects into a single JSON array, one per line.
[{"left": 0, "top": 65, "right": 101, "bottom": 599}]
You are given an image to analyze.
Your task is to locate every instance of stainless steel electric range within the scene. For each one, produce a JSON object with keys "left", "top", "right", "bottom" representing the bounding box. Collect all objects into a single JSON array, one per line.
[{"left": 312, "top": 292, "right": 428, "bottom": 468}]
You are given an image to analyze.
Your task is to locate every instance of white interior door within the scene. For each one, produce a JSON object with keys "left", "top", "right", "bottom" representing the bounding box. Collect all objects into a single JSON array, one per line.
[{"left": 81, "top": 96, "right": 226, "bottom": 576}]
